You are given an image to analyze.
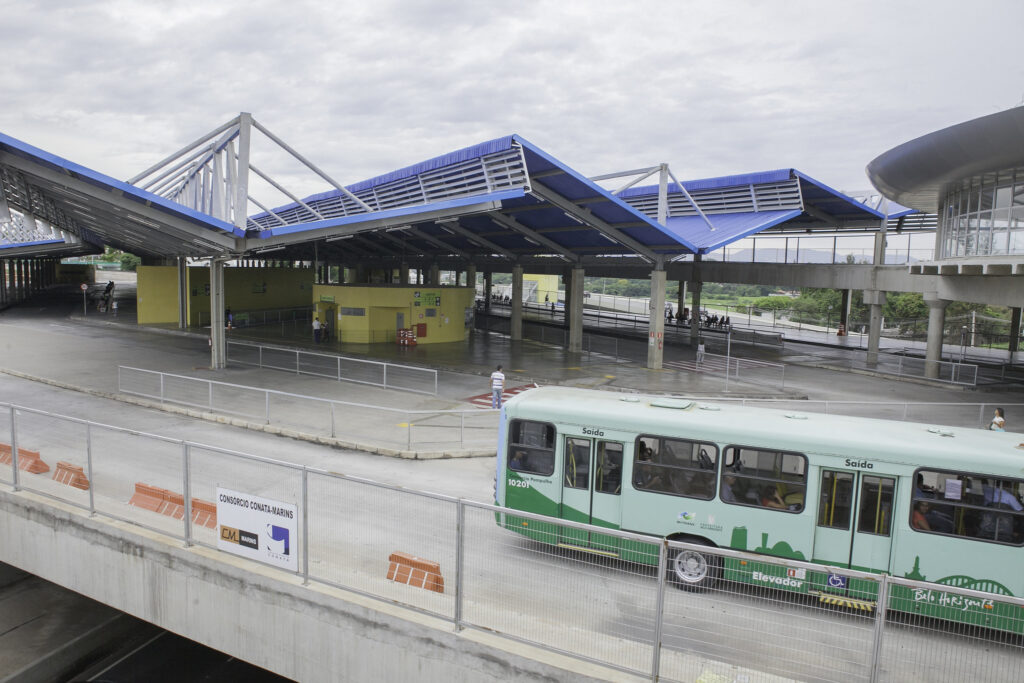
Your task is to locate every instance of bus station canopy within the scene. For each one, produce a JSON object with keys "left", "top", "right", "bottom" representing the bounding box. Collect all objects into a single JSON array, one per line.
[
  {"left": 0, "top": 120, "right": 921, "bottom": 267},
  {"left": 0, "top": 131, "right": 240, "bottom": 259}
]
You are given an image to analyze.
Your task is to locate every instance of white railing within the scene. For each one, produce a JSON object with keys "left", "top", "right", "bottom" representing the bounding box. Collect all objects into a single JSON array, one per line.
[
  {"left": 3, "top": 400, "right": 1022, "bottom": 682},
  {"left": 227, "top": 340, "right": 439, "bottom": 395},
  {"left": 117, "top": 366, "right": 491, "bottom": 451}
]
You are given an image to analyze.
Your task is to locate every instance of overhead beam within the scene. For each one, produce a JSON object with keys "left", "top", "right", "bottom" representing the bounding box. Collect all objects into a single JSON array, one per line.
[
  {"left": 488, "top": 212, "right": 575, "bottom": 261},
  {"left": 529, "top": 184, "right": 658, "bottom": 263},
  {"left": 406, "top": 227, "right": 471, "bottom": 260},
  {"left": 436, "top": 219, "right": 514, "bottom": 259}
]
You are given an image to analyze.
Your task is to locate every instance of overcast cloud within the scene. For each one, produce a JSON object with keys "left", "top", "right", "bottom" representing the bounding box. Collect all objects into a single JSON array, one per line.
[{"left": 2, "top": 0, "right": 1022, "bottom": 205}]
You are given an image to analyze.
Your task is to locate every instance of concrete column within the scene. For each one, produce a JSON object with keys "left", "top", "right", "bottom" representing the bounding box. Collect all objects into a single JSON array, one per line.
[
  {"left": 484, "top": 271, "right": 492, "bottom": 311},
  {"left": 510, "top": 265, "right": 523, "bottom": 341},
  {"left": 355, "top": 265, "right": 368, "bottom": 284},
  {"left": 1009, "top": 307, "right": 1022, "bottom": 365},
  {"left": 924, "top": 294, "right": 950, "bottom": 379},
  {"left": 177, "top": 257, "right": 189, "bottom": 329},
  {"left": 466, "top": 265, "right": 477, "bottom": 294},
  {"left": 647, "top": 267, "right": 666, "bottom": 368},
  {"left": 689, "top": 256, "right": 703, "bottom": 347},
  {"left": 0, "top": 261, "right": 7, "bottom": 306},
  {"left": 399, "top": 263, "right": 409, "bottom": 285},
  {"left": 678, "top": 281, "right": 686, "bottom": 320},
  {"left": 840, "top": 289, "right": 851, "bottom": 335},
  {"left": 429, "top": 263, "right": 440, "bottom": 287},
  {"left": 562, "top": 269, "right": 572, "bottom": 331},
  {"left": 863, "top": 290, "right": 886, "bottom": 366},
  {"left": 568, "top": 267, "right": 584, "bottom": 352},
  {"left": 209, "top": 259, "right": 227, "bottom": 369}
]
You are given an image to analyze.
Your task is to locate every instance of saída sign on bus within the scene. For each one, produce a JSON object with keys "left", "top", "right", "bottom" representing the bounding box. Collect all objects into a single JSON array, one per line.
[{"left": 216, "top": 487, "right": 298, "bottom": 571}]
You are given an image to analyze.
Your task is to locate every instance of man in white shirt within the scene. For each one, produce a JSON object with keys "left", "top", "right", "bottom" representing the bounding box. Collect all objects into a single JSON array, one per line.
[
  {"left": 313, "top": 317, "right": 321, "bottom": 343},
  {"left": 490, "top": 365, "right": 505, "bottom": 408}
]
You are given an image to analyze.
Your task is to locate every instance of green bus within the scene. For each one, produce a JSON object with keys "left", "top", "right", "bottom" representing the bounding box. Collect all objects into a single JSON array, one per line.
[{"left": 495, "top": 387, "right": 1024, "bottom": 632}]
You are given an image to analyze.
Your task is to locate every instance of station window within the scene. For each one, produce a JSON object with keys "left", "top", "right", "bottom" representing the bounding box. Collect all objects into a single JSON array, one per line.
[
  {"left": 633, "top": 435, "right": 718, "bottom": 500},
  {"left": 721, "top": 446, "right": 806, "bottom": 512},
  {"left": 507, "top": 420, "right": 555, "bottom": 476},
  {"left": 912, "top": 468, "right": 1024, "bottom": 546},
  {"left": 340, "top": 307, "right": 365, "bottom": 316}
]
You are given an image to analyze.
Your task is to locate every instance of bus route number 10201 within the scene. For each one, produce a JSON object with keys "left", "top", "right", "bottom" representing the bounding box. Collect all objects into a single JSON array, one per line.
[{"left": 508, "top": 478, "right": 530, "bottom": 489}]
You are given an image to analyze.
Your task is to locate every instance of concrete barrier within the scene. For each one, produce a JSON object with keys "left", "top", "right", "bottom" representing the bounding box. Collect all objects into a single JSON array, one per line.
[
  {"left": 128, "top": 483, "right": 217, "bottom": 530},
  {"left": 0, "top": 443, "right": 50, "bottom": 474},
  {"left": 52, "top": 461, "right": 90, "bottom": 490},
  {"left": 386, "top": 551, "right": 444, "bottom": 593}
]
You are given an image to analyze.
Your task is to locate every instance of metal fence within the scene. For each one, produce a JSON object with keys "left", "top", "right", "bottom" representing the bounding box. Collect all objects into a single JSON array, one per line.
[
  {"left": 116, "top": 366, "right": 494, "bottom": 451},
  {"left": 227, "top": 340, "right": 439, "bottom": 395},
  {"left": 3, "top": 400, "right": 1022, "bottom": 683},
  {"left": 199, "top": 306, "right": 312, "bottom": 328}
]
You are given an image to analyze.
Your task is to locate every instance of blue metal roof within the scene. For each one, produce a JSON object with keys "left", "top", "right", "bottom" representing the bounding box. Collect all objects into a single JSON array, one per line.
[
  {"left": 252, "top": 134, "right": 700, "bottom": 259},
  {"left": 664, "top": 210, "right": 803, "bottom": 253},
  {"left": 0, "top": 130, "right": 243, "bottom": 258}
]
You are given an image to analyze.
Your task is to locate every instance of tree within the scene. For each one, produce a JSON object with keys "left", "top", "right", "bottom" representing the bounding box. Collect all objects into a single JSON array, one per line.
[{"left": 119, "top": 253, "right": 141, "bottom": 272}]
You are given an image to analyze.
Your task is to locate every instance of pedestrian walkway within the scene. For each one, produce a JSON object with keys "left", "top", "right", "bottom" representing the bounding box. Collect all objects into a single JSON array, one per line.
[{"left": 463, "top": 383, "right": 538, "bottom": 409}]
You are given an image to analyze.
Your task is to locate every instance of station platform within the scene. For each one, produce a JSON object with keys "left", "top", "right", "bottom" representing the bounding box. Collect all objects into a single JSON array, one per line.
[{"left": 2, "top": 284, "right": 1023, "bottom": 461}]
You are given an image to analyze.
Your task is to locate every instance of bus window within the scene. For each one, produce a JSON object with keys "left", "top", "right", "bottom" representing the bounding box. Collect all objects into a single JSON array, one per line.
[
  {"left": 857, "top": 476, "right": 894, "bottom": 536},
  {"left": 912, "top": 468, "right": 1024, "bottom": 545},
  {"left": 508, "top": 419, "right": 555, "bottom": 476},
  {"left": 817, "top": 470, "right": 854, "bottom": 529},
  {"left": 564, "top": 438, "right": 591, "bottom": 489},
  {"left": 596, "top": 441, "right": 623, "bottom": 495},
  {"left": 722, "top": 446, "right": 806, "bottom": 512},
  {"left": 632, "top": 436, "right": 717, "bottom": 500}
]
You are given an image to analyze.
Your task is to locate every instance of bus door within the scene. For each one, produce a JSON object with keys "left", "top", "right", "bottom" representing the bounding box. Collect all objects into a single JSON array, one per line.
[
  {"left": 814, "top": 469, "right": 896, "bottom": 575},
  {"left": 559, "top": 436, "right": 624, "bottom": 554}
]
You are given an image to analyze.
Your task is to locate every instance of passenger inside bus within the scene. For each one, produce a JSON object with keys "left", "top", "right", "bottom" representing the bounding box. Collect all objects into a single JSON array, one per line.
[
  {"left": 912, "top": 502, "right": 932, "bottom": 530},
  {"left": 761, "top": 485, "right": 787, "bottom": 509}
]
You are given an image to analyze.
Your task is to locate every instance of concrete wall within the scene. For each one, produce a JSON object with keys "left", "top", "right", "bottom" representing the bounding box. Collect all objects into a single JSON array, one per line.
[
  {"left": 136, "top": 266, "right": 180, "bottom": 324},
  {"left": 0, "top": 489, "right": 622, "bottom": 683},
  {"left": 313, "top": 284, "right": 475, "bottom": 344}
]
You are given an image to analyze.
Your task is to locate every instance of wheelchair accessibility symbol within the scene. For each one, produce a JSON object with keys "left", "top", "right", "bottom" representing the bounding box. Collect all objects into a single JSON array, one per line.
[{"left": 827, "top": 573, "right": 848, "bottom": 589}]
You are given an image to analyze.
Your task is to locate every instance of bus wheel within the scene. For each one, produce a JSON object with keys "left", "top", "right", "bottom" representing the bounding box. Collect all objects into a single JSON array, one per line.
[{"left": 668, "top": 540, "right": 721, "bottom": 591}]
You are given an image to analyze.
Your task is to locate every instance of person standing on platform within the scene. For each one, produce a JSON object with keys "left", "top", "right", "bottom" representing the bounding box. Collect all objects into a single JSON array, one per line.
[
  {"left": 322, "top": 319, "right": 330, "bottom": 343},
  {"left": 313, "top": 317, "right": 321, "bottom": 343},
  {"left": 990, "top": 407, "right": 1006, "bottom": 431},
  {"left": 490, "top": 365, "right": 505, "bottom": 409},
  {"left": 696, "top": 338, "right": 706, "bottom": 364}
]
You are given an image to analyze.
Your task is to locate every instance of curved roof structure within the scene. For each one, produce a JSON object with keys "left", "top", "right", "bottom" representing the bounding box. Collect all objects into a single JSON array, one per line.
[
  {"left": 0, "top": 115, "right": 920, "bottom": 267},
  {"left": 618, "top": 169, "right": 886, "bottom": 254},
  {"left": 0, "top": 131, "right": 240, "bottom": 259},
  {"left": 866, "top": 106, "right": 1024, "bottom": 212}
]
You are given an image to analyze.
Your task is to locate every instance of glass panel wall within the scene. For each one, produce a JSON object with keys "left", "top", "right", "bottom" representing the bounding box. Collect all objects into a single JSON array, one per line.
[{"left": 940, "top": 167, "right": 1024, "bottom": 258}]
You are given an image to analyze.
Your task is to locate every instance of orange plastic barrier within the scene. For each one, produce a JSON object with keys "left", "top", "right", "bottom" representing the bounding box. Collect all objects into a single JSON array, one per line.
[
  {"left": 127, "top": 483, "right": 218, "bottom": 529},
  {"left": 386, "top": 551, "right": 444, "bottom": 593},
  {"left": 0, "top": 443, "right": 50, "bottom": 474},
  {"left": 52, "top": 461, "right": 90, "bottom": 490}
]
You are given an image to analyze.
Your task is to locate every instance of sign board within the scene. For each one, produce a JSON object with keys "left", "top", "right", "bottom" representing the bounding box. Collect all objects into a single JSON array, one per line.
[
  {"left": 80, "top": 283, "right": 88, "bottom": 291},
  {"left": 216, "top": 487, "right": 298, "bottom": 570}
]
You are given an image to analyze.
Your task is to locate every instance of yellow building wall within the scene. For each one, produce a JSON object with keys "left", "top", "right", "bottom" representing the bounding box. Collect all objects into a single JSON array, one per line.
[
  {"left": 136, "top": 266, "right": 181, "bottom": 324},
  {"left": 186, "top": 266, "right": 313, "bottom": 326},
  {"left": 312, "top": 284, "right": 475, "bottom": 344},
  {"left": 525, "top": 273, "right": 560, "bottom": 303}
]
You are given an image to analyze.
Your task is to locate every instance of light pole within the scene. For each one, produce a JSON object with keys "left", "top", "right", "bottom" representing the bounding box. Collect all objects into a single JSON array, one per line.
[
  {"left": 960, "top": 325, "right": 968, "bottom": 362},
  {"left": 826, "top": 305, "right": 833, "bottom": 336}
]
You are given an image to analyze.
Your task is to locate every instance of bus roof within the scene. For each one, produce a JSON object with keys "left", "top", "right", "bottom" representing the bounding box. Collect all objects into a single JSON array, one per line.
[{"left": 505, "top": 387, "right": 1024, "bottom": 476}]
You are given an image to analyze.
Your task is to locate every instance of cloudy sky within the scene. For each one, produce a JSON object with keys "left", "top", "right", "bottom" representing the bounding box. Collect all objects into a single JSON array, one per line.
[{"left": 2, "top": 0, "right": 1022, "bottom": 206}]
